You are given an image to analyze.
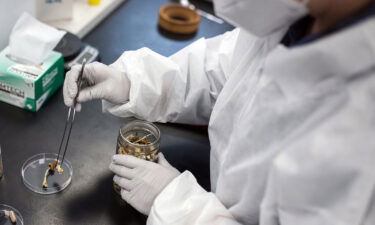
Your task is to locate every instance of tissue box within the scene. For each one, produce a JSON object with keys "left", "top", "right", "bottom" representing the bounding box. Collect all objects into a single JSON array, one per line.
[{"left": 0, "top": 47, "right": 64, "bottom": 112}]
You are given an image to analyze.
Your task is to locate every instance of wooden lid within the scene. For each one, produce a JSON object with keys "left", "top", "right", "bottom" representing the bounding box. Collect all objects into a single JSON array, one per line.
[{"left": 158, "top": 3, "right": 201, "bottom": 34}]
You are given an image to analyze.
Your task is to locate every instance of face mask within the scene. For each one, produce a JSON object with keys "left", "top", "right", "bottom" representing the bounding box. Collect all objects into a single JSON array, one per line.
[{"left": 214, "top": 0, "right": 309, "bottom": 37}]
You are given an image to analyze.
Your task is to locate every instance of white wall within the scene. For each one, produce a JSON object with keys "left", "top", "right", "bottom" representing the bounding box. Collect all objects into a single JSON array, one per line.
[{"left": 0, "top": 0, "right": 35, "bottom": 50}]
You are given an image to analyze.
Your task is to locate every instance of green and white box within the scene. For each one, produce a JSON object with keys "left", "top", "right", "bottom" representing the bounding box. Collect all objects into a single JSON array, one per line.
[{"left": 0, "top": 47, "right": 64, "bottom": 112}]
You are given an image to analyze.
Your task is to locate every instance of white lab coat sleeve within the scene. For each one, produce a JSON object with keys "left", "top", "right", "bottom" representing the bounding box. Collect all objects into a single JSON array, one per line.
[
  {"left": 259, "top": 110, "right": 375, "bottom": 225},
  {"left": 102, "top": 28, "right": 241, "bottom": 124},
  {"left": 147, "top": 171, "right": 242, "bottom": 225}
]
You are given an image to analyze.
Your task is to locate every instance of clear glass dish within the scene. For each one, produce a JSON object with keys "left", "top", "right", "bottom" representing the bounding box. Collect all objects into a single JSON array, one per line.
[
  {"left": 0, "top": 204, "right": 24, "bottom": 225},
  {"left": 21, "top": 153, "right": 73, "bottom": 194}
]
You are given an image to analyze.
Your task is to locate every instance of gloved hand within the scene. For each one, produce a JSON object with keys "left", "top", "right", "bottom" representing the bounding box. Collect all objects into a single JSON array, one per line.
[
  {"left": 63, "top": 62, "right": 130, "bottom": 111},
  {"left": 109, "top": 153, "right": 180, "bottom": 215}
]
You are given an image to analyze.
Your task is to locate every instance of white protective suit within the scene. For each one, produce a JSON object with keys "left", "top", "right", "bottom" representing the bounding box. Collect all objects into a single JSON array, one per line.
[{"left": 103, "top": 16, "right": 375, "bottom": 225}]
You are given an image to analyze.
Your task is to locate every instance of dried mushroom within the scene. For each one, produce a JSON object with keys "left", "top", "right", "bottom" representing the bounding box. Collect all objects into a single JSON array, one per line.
[
  {"left": 1, "top": 210, "right": 17, "bottom": 224},
  {"left": 117, "top": 133, "right": 157, "bottom": 162},
  {"left": 42, "top": 160, "right": 64, "bottom": 188}
]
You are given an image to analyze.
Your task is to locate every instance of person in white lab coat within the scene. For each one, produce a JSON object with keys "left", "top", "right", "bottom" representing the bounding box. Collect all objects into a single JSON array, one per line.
[{"left": 64, "top": 0, "right": 375, "bottom": 224}]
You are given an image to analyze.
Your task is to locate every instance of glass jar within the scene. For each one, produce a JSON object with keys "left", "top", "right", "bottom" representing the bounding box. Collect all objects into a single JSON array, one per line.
[{"left": 114, "top": 120, "right": 161, "bottom": 194}]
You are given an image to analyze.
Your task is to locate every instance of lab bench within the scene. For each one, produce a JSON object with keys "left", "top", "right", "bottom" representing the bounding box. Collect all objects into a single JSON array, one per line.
[{"left": 0, "top": 0, "right": 232, "bottom": 224}]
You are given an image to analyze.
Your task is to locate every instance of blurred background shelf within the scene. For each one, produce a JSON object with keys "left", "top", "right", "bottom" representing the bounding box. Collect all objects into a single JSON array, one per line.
[{"left": 46, "top": 0, "right": 126, "bottom": 38}]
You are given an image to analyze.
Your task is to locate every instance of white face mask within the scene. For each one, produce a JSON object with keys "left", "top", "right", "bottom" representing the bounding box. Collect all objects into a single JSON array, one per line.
[{"left": 214, "top": 0, "right": 309, "bottom": 37}]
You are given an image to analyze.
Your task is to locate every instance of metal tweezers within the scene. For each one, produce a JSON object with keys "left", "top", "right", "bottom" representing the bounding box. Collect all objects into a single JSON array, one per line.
[{"left": 56, "top": 59, "right": 86, "bottom": 165}]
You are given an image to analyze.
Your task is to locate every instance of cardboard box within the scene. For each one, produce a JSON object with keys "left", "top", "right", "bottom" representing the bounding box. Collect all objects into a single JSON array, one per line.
[{"left": 0, "top": 47, "right": 64, "bottom": 112}]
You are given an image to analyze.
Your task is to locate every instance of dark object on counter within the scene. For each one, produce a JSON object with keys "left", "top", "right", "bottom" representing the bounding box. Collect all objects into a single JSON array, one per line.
[
  {"left": 54, "top": 31, "right": 82, "bottom": 62},
  {"left": 53, "top": 31, "right": 99, "bottom": 70}
]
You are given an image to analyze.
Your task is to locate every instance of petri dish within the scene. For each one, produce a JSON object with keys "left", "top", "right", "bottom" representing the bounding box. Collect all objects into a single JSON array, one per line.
[
  {"left": 0, "top": 204, "right": 24, "bottom": 225},
  {"left": 21, "top": 153, "right": 73, "bottom": 194}
]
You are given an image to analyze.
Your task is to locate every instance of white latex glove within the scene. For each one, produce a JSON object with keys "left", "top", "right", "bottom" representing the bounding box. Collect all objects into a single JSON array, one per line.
[
  {"left": 109, "top": 153, "right": 180, "bottom": 215},
  {"left": 63, "top": 62, "right": 130, "bottom": 111}
]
